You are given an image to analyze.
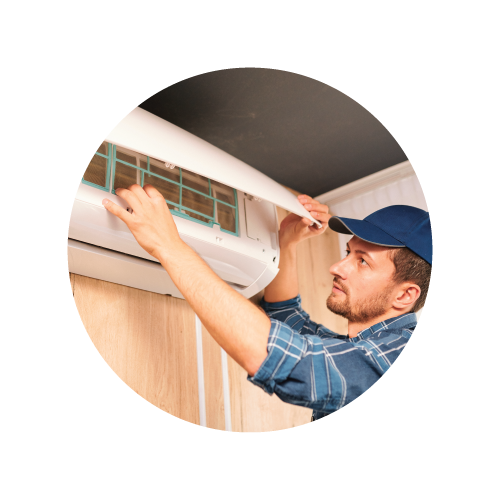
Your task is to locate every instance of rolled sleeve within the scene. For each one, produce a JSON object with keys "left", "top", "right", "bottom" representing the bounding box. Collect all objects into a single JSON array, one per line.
[
  {"left": 248, "top": 318, "right": 308, "bottom": 396},
  {"left": 247, "top": 319, "right": 348, "bottom": 412},
  {"left": 260, "top": 295, "right": 322, "bottom": 336}
]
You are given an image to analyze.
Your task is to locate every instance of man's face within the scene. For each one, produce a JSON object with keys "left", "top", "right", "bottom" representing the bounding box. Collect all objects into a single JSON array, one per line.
[{"left": 326, "top": 236, "right": 398, "bottom": 323}]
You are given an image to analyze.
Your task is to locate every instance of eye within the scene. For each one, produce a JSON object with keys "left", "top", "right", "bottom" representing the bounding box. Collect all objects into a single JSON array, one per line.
[
  {"left": 346, "top": 250, "right": 350, "bottom": 256},
  {"left": 361, "top": 258, "right": 368, "bottom": 266}
]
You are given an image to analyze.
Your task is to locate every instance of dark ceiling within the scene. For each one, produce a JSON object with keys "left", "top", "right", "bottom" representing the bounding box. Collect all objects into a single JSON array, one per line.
[{"left": 139, "top": 68, "right": 407, "bottom": 198}]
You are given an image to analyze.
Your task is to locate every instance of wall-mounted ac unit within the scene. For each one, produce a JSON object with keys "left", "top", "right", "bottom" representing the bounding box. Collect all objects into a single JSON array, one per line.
[{"left": 68, "top": 108, "right": 319, "bottom": 299}]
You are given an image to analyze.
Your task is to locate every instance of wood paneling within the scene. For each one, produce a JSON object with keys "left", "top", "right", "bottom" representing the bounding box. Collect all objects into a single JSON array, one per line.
[
  {"left": 201, "top": 324, "right": 225, "bottom": 430},
  {"left": 73, "top": 275, "right": 200, "bottom": 425}
]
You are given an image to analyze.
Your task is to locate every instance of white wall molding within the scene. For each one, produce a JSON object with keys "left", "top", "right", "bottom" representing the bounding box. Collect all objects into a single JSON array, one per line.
[
  {"left": 221, "top": 349, "right": 232, "bottom": 432},
  {"left": 315, "top": 161, "right": 415, "bottom": 206},
  {"left": 195, "top": 315, "right": 207, "bottom": 427}
]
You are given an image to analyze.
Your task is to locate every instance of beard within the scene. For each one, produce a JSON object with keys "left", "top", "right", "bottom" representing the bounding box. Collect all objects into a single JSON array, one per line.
[{"left": 326, "top": 279, "right": 394, "bottom": 323}]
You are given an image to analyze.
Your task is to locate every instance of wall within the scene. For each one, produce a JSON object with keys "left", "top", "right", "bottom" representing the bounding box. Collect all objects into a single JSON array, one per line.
[{"left": 70, "top": 192, "right": 347, "bottom": 432}]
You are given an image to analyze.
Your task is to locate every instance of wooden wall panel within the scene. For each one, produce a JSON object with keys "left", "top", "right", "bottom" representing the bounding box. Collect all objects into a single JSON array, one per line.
[
  {"left": 72, "top": 274, "right": 200, "bottom": 425},
  {"left": 201, "top": 324, "right": 225, "bottom": 430}
]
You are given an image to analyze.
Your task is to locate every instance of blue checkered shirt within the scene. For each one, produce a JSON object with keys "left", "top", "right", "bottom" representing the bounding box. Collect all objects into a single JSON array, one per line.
[{"left": 248, "top": 295, "right": 417, "bottom": 420}]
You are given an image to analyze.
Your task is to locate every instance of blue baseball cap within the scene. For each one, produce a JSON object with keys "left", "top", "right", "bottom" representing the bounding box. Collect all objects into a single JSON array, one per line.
[{"left": 328, "top": 205, "right": 432, "bottom": 265}]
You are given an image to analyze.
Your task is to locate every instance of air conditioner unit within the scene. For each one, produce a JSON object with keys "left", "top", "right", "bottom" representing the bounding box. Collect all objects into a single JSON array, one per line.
[{"left": 68, "top": 108, "right": 319, "bottom": 299}]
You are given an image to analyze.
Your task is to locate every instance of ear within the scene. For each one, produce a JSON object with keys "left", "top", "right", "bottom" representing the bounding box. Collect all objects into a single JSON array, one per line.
[{"left": 392, "top": 282, "right": 421, "bottom": 312}]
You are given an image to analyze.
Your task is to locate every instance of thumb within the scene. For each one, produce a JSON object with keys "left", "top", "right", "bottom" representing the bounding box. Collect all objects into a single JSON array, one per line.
[{"left": 102, "top": 198, "right": 132, "bottom": 224}]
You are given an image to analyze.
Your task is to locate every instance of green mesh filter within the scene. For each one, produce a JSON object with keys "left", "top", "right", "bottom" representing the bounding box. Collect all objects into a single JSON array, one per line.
[
  {"left": 182, "top": 188, "right": 214, "bottom": 218},
  {"left": 144, "top": 174, "right": 180, "bottom": 206},
  {"left": 216, "top": 202, "right": 236, "bottom": 233},
  {"left": 114, "top": 161, "right": 140, "bottom": 191},
  {"left": 82, "top": 142, "right": 111, "bottom": 191},
  {"left": 83, "top": 153, "right": 107, "bottom": 187},
  {"left": 182, "top": 170, "right": 210, "bottom": 194},
  {"left": 82, "top": 142, "right": 239, "bottom": 236}
]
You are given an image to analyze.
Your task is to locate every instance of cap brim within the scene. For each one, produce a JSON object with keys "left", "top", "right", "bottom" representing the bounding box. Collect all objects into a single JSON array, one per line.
[{"left": 329, "top": 216, "right": 405, "bottom": 248}]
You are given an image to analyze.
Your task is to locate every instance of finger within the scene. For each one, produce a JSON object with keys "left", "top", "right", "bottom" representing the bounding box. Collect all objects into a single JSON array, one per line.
[
  {"left": 127, "top": 184, "right": 150, "bottom": 204},
  {"left": 102, "top": 198, "right": 133, "bottom": 223},
  {"left": 310, "top": 211, "right": 332, "bottom": 223},
  {"left": 143, "top": 183, "right": 166, "bottom": 201},
  {"left": 115, "top": 186, "right": 143, "bottom": 210},
  {"left": 313, "top": 200, "right": 330, "bottom": 214},
  {"left": 303, "top": 200, "right": 329, "bottom": 214},
  {"left": 297, "top": 194, "right": 322, "bottom": 208},
  {"left": 301, "top": 217, "right": 321, "bottom": 229},
  {"left": 297, "top": 194, "right": 312, "bottom": 205},
  {"left": 314, "top": 202, "right": 330, "bottom": 214}
]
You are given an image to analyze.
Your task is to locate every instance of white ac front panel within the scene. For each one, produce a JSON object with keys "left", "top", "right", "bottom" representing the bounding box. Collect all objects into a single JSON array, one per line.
[
  {"left": 68, "top": 239, "right": 184, "bottom": 297},
  {"left": 68, "top": 239, "right": 279, "bottom": 299},
  {"left": 69, "top": 183, "right": 280, "bottom": 298},
  {"left": 68, "top": 111, "right": 294, "bottom": 298},
  {"left": 106, "top": 108, "right": 320, "bottom": 227}
]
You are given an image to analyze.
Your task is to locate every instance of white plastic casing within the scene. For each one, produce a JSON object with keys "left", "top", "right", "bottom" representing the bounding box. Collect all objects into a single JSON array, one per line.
[
  {"left": 66, "top": 110, "right": 311, "bottom": 298},
  {"left": 68, "top": 183, "right": 280, "bottom": 298},
  {"left": 107, "top": 108, "right": 319, "bottom": 226}
]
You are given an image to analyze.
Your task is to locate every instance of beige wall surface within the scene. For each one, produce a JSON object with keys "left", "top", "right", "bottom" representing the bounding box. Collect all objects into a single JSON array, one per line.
[{"left": 70, "top": 189, "right": 347, "bottom": 432}]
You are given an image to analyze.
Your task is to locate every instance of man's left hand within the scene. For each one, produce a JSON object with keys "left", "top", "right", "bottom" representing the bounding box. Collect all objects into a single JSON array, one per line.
[{"left": 102, "top": 184, "right": 180, "bottom": 261}]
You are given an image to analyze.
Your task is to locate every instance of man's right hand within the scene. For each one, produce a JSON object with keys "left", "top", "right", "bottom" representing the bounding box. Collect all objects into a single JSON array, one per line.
[{"left": 279, "top": 195, "right": 332, "bottom": 248}]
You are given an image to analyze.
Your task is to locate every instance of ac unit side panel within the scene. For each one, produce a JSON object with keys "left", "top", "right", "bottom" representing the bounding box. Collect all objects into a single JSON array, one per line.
[
  {"left": 244, "top": 198, "right": 278, "bottom": 248},
  {"left": 239, "top": 263, "right": 280, "bottom": 299},
  {"left": 68, "top": 239, "right": 184, "bottom": 298},
  {"left": 106, "top": 108, "right": 320, "bottom": 226},
  {"left": 68, "top": 239, "right": 273, "bottom": 299}
]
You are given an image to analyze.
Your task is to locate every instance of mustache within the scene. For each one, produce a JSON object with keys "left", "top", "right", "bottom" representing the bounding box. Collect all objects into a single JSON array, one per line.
[{"left": 332, "top": 278, "right": 348, "bottom": 294}]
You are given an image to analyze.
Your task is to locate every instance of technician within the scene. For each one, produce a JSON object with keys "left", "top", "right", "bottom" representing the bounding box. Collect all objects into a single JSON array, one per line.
[{"left": 102, "top": 185, "right": 432, "bottom": 420}]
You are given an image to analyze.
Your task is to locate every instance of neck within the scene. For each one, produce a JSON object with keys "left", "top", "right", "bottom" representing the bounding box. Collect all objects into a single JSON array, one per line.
[{"left": 347, "top": 309, "right": 410, "bottom": 338}]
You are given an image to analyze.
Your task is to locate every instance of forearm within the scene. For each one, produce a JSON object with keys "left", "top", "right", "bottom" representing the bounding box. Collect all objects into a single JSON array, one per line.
[
  {"left": 157, "top": 238, "right": 270, "bottom": 376},
  {"left": 264, "top": 243, "right": 299, "bottom": 303}
]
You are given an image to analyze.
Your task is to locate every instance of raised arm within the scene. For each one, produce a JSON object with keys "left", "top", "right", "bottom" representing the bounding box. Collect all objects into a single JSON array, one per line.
[
  {"left": 102, "top": 184, "right": 270, "bottom": 376},
  {"left": 263, "top": 195, "right": 332, "bottom": 303}
]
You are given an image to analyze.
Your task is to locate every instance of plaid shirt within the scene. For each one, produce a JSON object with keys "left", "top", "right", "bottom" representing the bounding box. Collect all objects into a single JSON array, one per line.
[{"left": 248, "top": 295, "right": 417, "bottom": 421}]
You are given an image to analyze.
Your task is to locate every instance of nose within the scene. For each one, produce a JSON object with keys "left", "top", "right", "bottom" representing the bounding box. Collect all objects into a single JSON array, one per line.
[{"left": 329, "top": 256, "right": 348, "bottom": 280}]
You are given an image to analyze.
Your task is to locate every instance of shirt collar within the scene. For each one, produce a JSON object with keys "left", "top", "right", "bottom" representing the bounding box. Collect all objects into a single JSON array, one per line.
[{"left": 353, "top": 312, "right": 418, "bottom": 341}]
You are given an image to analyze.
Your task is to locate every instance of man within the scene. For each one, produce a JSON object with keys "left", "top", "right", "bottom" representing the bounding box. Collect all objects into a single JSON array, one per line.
[{"left": 102, "top": 185, "right": 432, "bottom": 420}]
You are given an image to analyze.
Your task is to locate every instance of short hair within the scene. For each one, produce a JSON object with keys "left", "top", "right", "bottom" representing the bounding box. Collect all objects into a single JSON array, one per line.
[{"left": 389, "top": 248, "right": 432, "bottom": 312}]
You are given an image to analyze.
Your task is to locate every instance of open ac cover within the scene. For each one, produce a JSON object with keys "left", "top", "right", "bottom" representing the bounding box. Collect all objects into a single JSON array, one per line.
[{"left": 68, "top": 108, "right": 319, "bottom": 299}]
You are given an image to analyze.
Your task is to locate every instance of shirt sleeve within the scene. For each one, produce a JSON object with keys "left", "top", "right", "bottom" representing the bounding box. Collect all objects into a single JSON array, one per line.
[
  {"left": 247, "top": 318, "right": 387, "bottom": 413},
  {"left": 260, "top": 295, "right": 331, "bottom": 336}
]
